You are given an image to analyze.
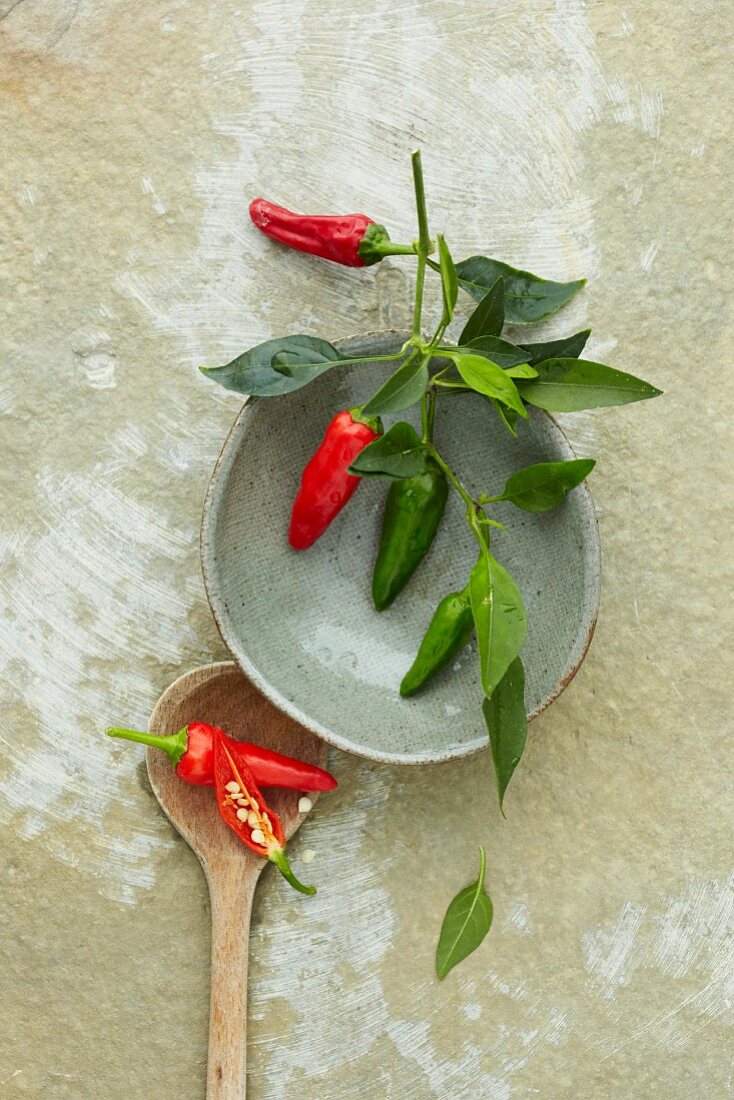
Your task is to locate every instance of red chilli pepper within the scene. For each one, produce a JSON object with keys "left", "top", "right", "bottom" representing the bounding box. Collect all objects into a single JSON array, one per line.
[
  {"left": 249, "top": 198, "right": 409, "bottom": 267},
  {"left": 214, "top": 730, "right": 315, "bottom": 894},
  {"left": 106, "top": 722, "right": 337, "bottom": 792},
  {"left": 289, "top": 408, "right": 382, "bottom": 550}
]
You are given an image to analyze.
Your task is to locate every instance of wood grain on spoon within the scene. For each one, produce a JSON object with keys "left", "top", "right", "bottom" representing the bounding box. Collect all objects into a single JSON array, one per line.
[{"left": 147, "top": 662, "right": 327, "bottom": 1100}]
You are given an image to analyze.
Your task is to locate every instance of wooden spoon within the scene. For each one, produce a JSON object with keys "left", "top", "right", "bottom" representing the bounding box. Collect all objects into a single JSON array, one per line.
[{"left": 147, "top": 661, "right": 327, "bottom": 1099}]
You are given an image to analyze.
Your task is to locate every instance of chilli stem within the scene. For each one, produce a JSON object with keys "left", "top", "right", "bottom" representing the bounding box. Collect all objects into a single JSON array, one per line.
[
  {"left": 106, "top": 726, "right": 188, "bottom": 767},
  {"left": 269, "top": 848, "right": 316, "bottom": 896},
  {"left": 427, "top": 445, "right": 490, "bottom": 549}
]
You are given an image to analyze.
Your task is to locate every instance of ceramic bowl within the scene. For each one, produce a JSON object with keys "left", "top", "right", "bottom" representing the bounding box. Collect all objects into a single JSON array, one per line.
[{"left": 201, "top": 330, "right": 601, "bottom": 764}]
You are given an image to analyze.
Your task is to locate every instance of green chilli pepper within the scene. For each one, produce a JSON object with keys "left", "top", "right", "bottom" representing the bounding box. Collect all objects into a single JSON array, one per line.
[
  {"left": 372, "top": 463, "right": 449, "bottom": 611},
  {"left": 400, "top": 588, "right": 474, "bottom": 697}
]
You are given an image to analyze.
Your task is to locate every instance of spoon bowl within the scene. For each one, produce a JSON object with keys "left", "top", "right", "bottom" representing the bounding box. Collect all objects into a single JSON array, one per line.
[{"left": 147, "top": 660, "right": 327, "bottom": 1099}]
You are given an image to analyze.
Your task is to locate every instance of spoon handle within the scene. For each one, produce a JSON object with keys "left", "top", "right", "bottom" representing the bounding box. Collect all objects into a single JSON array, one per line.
[{"left": 205, "top": 855, "right": 261, "bottom": 1098}]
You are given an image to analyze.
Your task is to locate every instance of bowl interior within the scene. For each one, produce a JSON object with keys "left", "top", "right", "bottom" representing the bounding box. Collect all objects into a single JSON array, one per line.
[{"left": 202, "top": 331, "right": 600, "bottom": 764}]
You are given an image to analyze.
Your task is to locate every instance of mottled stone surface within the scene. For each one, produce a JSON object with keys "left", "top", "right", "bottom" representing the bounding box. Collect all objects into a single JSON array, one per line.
[{"left": 1, "top": 1, "right": 732, "bottom": 1096}]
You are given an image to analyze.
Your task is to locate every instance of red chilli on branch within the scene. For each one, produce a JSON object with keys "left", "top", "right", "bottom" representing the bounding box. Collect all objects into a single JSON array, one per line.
[
  {"left": 249, "top": 198, "right": 416, "bottom": 267},
  {"left": 289, "top": 408, "right": 382, "bottom": 550}
]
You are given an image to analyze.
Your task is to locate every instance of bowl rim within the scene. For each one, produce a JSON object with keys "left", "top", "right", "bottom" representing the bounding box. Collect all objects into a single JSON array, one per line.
[{"left": 200, "top": 328, "right": 602, "bottom": 765}]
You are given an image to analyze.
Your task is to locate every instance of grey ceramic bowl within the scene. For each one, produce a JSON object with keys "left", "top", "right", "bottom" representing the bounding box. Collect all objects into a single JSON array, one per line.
[{"left": 201, "top": 330, "right": 601, "bottom": 764}]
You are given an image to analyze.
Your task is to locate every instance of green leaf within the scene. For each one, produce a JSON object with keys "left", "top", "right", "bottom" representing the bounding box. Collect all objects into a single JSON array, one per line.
[
  {"left": 492, "top": 458, "right": 595, "bottom": 512},
  {"left": 361, "top": 356, "right": 429, "bottom": 417},
  {"left": 517, "top": 329, "right": 591, "bottom": 366},
  {"left": 458, "top": 277, "right": 504, "bottom": 343},
  {"left": 483, "top": 658, "right": 527, "bottom": 814},
  {"left": 519, "top": 358, "right": 662, "bottom": 412},
  {"left": 469, "top": 550, "right": 527, "bottom": 699},
  {"left": 454, "top": 256, "right": 586, "bottom": 324},
  {"left": 348, "top": 422, "right": 427, "bottom": 479},
  {"left": 437, "top": 235, "right": 459, "bottom": 326},
  {"left": 436, "top": 846, "right": 493, "bottom": 980},
  {"left": 503, "top": 363, "right": 538, "bottom": 379},
  {"left": 448, "top": 352, "right": 527, "bottom": 418},
  {"left": 200, "top": 335, "right": 343, "bottom": 396},
  {"left": 465, "top": 335, "right": 531, "bottom": 370},
  {"left": 490, "top": 399, "right": 519, "bottom": 437}
]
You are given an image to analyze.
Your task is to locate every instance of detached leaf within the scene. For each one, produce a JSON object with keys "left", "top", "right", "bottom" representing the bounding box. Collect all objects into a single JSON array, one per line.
[
  {"left": 469, "top": 550, "right": 527, "bottom": 699},
  {"left": 436, "top": 846, "right": 493, "bottom": 980},
  {"left": 483, "top": 658, "right": 527, "bottom": 814},
  {"left": 437, "top": 235, "right": 459, "bottom": 326},
  {"left": 450, "top": 353, "right": 527, "bottom": 418},
  {"left": 361, "top": 356, "right": 429, "bottom": 417},
  {"left": 518, "top": 329, "right": 591, "bottom": 366},
  {"left": 493, "top": 458, "right": 595, "bottom": 512},
  {"left": 465, "top": 335, "right": 531, "bottom": 370},
  {"left": 459, "top": 276, "right": 505, "bottom": 343},
  {"left": 200, "top": 335, "right": 342, "bottom": 396},
  {"left": 349, "top": 422, "right": 427, "bottom": 479},
  {"left": 454, "top": 256, "right": 586, "bottom": 324},
  {"left": 519, "top": 358, "right": 662, "bottom": 412}
]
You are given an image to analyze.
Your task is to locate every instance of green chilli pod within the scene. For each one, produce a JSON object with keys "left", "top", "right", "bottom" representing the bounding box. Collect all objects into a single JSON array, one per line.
[
  {"left": 372, "top": 463, "right": 449, "bottom": 611},
  {"left": 400, "top": 588, "right": 474, "bottom": 697}
]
